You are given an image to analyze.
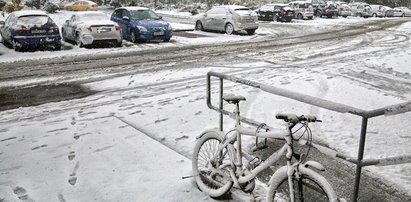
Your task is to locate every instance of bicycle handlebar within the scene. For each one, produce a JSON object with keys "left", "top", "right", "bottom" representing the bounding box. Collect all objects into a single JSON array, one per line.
[{"left": 275, "top": 113, "right": 322, "bottom": 123}]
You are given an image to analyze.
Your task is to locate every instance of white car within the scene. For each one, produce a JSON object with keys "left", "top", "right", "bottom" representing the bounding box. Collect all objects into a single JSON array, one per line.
[
  {"left": 62, "top": 11, "right": 122, "bottom": 47},
  {"left": 288, "top": 1, "right": 314, "bottom": 20},
  {"left": 393, "top": 7, "right": 411, "bottom": 17},
  {"left": 195, "top": 5, "right": 258, "bottom": 35},
  {"left": 370, "top": 5, "right": 386, "bottom": 17},
  {"left": 335, "top": 2, "right": 352, "bottom": 17}
]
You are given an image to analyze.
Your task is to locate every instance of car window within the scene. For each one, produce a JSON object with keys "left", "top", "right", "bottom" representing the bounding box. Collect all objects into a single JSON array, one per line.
[
  {"left": 17, "top": 15, "right": 51, "bottom": 26},
  {"left": 260, "top": 5, "right": 274, "bottom": 11},
  {"left": 234, "top": 8, "right": 252, "bottom": 15},
  {"left": 129, "top": 10, "right": 160, "bottom": 20},
  {"left": 5, "top": 14, "right": 14, "bottom": 26}
]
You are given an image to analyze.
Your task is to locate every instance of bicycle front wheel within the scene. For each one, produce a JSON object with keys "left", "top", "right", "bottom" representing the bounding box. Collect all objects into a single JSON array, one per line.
[
  {"left": 267, "top": 166, "right": 338, "bottom": 202},
  {"left": 192, "top": 130, "right": 233, "bottom": 198}
]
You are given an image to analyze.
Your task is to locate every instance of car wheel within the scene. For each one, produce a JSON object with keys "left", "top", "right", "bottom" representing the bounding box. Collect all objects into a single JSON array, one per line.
[
  {"left": 130, "top": 30, "right": 137, "bottom": 43},
  {"left": 273, "top": 15, "right": 278, "bottom": 22},
  {"left": 372, "top": 13, "right": 377, "bottom": 17},
  {"left": 76, "top": 32, "right": 83, "bottom": 47},
  {"left": 402, "top": 13, "right": 405, "bottom": 17},
  {"left": 53, "top": 42, "right": 61, "bottom": 51},
  {"left": 246, "top": 29, "right": 256, "bottom": 35},
  {"left": 12, "top": 40, "right": 23, "bottom": 52},
  {"left": 195, "top": 21, "right": 204, "bottom": 31},
  {"left": 315, "top": 10, "right": 322, "bottom": 17},
  {"left": 163, "top": 38, "right": 170, "bottom": 42},
  {"left": 307, "top": 16, "right": 313, "bottom": 20},
  {"left": 225, "top": 23, "right": 234, "bottom": 35},
  {"left": 297, "top": 13, "right": 303, "bottom": 20}
]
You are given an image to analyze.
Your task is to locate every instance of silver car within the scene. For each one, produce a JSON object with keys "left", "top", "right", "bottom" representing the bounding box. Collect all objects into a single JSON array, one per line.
[
  {"left": 62, "top": 11, "right": 122, "bottom": 47},
  {"left": 288, "top": 1, "right": 314, "bottom": 20},
  {"left": 393, "top": 7, "right": 411, "bottom": 17},
  {"left": 195, "top": 5, "right": 258, "bottom": 35}
]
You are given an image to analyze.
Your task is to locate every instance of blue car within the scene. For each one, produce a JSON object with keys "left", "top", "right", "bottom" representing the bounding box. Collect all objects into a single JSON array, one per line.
[
  {"left": 111, "top": 7, "right": 172, "bottom": 43},
  {"left": 0, "top": 10, "right": 61, "bottom": 51}
]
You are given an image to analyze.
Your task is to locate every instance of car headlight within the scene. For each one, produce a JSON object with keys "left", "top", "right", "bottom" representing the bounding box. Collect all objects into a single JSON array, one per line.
[{"left": 136, "top": 25, "right": 147, "bottom": 32}]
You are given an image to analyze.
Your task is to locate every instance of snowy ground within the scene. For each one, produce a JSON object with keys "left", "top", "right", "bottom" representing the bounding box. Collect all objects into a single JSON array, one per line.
[{"left": 1, "top": 8, "right": 411, "bottom": 202}]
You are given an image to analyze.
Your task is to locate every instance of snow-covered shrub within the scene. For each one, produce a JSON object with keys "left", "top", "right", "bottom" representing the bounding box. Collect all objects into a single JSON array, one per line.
[
  {"left": 25, "top": 0, "right": 47, "bottom": 9},
  {"left": 3, "top": 0, "right": 24, "bottom": 13},
  {"left": 44, "top": 2, "right": 59, "bottom": 13},
  {"left": 110, "top": 0, "right": 122, "bottom": 8},
  {"left": 0, "top": 0, "right": 6, "bottom": 10}
]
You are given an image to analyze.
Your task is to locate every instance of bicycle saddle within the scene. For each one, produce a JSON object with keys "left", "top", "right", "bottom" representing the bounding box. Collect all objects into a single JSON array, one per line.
[{"left": 222, "top": 94, "right": 246, "bottom": 104}]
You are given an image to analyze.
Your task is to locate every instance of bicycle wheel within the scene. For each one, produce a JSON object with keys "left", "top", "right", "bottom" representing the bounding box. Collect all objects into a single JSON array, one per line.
[
  {"left": 267, "top": 166, "right": 337, "bottom": 202},
  {"left": 192, "top": 130, "right": 233, "bottom": 198}
]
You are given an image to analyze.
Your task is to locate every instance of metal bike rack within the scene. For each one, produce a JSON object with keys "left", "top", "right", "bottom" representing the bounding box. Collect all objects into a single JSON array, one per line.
[{"left": 206, "top": 71, "right": 411, "bottom": 202}]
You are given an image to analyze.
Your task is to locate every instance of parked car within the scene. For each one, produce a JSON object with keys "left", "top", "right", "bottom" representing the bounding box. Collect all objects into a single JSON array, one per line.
[
  {"left": 350, "top": 2, "right": 372, "bottom": 18},
  {"left": 335, "top": 2, "right": 352, "bottom": 18},
  {"left": 64, "top": 0, "right": 98, "bottom": 11},
  {"left": 322, "top": 1, "right": 339, "bottom": 18},
  {"left": 393, "top": 7, "right": 411, "bottom": 17},
  {"left": 195, "top": 5, "right": 258, "bottom": 35},
  {"left": 111, "top": 7, "right": 172, "bottom": 42},
  {"left": 288, "top": 1, "right": 314, "bottom": 20},
  {"left": 384, "top": 6, "right": 394, "bottom": 17},
  {"left": 256, "top": 4, "right": 295, "bottom": 22},
  {"left": 62, "top": 11, "right": 122, "bottom": 47},
  {"left": 0, "top": 10, "right": 61, "bottom": 51},
  {"left": 306, "top": 0, "right": 337, "bottom": 18},
  {"left": 370, "top": 5, "right": 385, "bottom": 17}
]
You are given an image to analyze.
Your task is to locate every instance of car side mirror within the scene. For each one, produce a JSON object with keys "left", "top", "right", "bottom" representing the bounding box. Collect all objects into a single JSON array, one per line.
[
  {"left": 122, "top": 16, "right": 130, "bottom": 21},
  {"left": 0, "top": 21, "right": 4, "bottom": 27}
]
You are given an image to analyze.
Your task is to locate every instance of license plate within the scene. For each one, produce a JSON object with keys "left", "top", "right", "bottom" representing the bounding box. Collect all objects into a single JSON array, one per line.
[
  {"left": 98, "top": 28, "right": 111, "bottom": 33},
  {"left": 153, "top": 31, "right": 164, "bottom": 36},
  {"left": 31, "top": 30, "right": 46, "bottom": 34}
]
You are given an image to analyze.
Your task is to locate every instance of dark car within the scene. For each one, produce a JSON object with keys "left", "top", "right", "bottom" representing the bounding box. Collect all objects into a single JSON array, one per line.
[
  {"left": 0, "top": 10, "right": 61, "bottom": 51},
  {"left": 308, "top": 0, "right": 338, "bottom": 18},
  {"left": 257, "top": 4, "right": 295, "bottom": 22},
  {"left": 111, "top": 7, "right": 172, "bottom": 43}
]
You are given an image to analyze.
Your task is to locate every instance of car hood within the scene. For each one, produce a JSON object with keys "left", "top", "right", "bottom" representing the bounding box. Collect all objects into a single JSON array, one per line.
[{"left": 133, "top": 19, "right": 169, "bottom": 27}]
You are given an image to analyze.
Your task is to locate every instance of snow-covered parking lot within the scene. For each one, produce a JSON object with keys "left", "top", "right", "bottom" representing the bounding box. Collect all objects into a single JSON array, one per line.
[{"left": 1, "top": 8, "right": 411, "bottom": 202}]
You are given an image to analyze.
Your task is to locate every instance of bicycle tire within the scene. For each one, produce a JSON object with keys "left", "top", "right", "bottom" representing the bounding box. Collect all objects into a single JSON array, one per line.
[
  {"left": 192, "top": 130, "right": 233, "bottom": 198},
  {"left": 267, "top": 166, "right": 338, "bottom": 202}
]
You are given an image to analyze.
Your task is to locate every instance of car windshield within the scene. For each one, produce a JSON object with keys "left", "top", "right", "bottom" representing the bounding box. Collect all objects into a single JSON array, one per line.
[
  {"left": 234, "top": 8, "right": 254, "bottom": 15},
  {"left": 17, "top": 15, "right": 52, "bottom": 26},
  {"left": 129, "top": 10, "right": 160, "bottom": 20},
  {"left": 260, "top": 5, "right": 275, "bottom": 11},
  {"left": 80, "top": 13, "right": 108, "bottom": 20}
]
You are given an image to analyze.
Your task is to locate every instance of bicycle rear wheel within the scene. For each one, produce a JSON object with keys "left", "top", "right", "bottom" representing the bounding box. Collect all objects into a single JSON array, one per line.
[
  {"left": 267, "top": 166, "right": 338, "bottom": 202},
  {"left": 192, "top": 130, "right": 233, "bottom": 198}
]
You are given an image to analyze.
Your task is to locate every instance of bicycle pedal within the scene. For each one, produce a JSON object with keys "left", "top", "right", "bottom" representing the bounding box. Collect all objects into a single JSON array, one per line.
[{"left": 250, "top": 145, "right": 268, "bottom": 152}]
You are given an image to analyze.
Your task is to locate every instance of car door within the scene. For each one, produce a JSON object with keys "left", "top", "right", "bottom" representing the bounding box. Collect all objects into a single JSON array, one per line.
[
  {"left": 65, "top": 15, "right": 78, "bottom": 40},
  {"left": 203, "top": 8, "right": 217, "bottom": 30},
  {"left": 112, "top": 9, "right": 130, "bottom": 38},
  {"left": 213, "top": 7, "right": 228, "bottom": 32}
]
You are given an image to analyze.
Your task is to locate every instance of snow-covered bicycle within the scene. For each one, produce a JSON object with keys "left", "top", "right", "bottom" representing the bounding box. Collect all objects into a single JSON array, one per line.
[{"left": 192, "top": 94, "right": 338, "bottom": 202}]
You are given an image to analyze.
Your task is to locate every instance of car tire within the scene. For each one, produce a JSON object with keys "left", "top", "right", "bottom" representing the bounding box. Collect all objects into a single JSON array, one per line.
[
  {"left": 225, "top": 23, "right": 234, "bottom": 35},
  {"left": 307, "top": 16, "right": 313, "bottom": 20},
  {"left": 315, "top": 10, "right": 322, "bottom": 17},
  {"left": 195, "top": 21, "right": 204, "bottom": 31},
  {"left": 297, "top": 13, "right": 303, "bottom": 20},
  {"left": 163, "top": 38, "right": 170, "bottom": 42},
  {"left": 130, "top": 30, "right": 137, "bottom": 43},
  {"left": 53, "top": 42, "right": 61, "bottom": 51},
  {"left": 12, "top": 40, "right": 23, "bottom": 52},
  {"left": 273, "top": 15, "right": 278, "bottom": 22},
  {"left": 402, "top": 13, "right": 405, "bottom": 17},
  {"left": 76, "top": 32, "right": 83, "bottom": 47},
  {"left": 246, "top": 29, "right": 256, "bottom": 35},
  {"left": 372, "top": 13, "right": 377, "bottom": 17}
]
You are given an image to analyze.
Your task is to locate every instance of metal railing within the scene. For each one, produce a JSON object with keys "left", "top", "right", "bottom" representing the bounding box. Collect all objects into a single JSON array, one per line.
[{"left": 206, "top": 71, "right": 411, "bottom": 202}]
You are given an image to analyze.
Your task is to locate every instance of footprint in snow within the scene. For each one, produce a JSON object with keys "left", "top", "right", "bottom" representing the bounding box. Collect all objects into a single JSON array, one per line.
[
  {"left": 68, "top": 152, "right": 75, "bottom": 161},
  {"left": 13, "top": 186, "right": 35, "bottom": 201}
]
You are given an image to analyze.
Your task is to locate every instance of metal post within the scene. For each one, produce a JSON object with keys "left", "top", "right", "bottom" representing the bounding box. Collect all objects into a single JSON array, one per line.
[
  {"left": 352, "top": 117, "right": 368, "bottom": 202},
  {"left": 219, "top": 78, "right": 224, "bottom": 131}
]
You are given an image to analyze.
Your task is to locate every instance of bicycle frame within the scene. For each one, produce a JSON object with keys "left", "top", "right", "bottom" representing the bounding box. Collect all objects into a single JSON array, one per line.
[{"left": 215, "top": 101, "right": 303, "bottom": 202}]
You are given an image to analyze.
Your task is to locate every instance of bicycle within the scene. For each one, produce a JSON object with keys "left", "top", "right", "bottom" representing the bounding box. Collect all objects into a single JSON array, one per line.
[{"left": 192, "top": 94, "right": 338, "bottom": 202}]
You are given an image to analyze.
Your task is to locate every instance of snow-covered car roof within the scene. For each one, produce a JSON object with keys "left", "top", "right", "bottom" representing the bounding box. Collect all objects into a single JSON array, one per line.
[
  {"left": 12, "top": 10, "right": 48, "bottom": 17},
  {"left": 120, "top": 7, "right": 150, "bottom": 11},
  {"left": 215, "top": 5, "right": 250, "bottom": 10},
  {"left": 77, "top": 0, "right": 96, "bottom": 4}
]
